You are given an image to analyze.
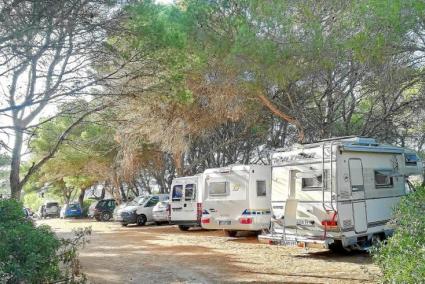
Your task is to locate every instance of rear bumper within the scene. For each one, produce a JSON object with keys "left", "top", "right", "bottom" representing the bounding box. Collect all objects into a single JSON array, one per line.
[
  {"left": 114, "top": 212, "right": 137, "bottom": 224},
  {"left": 172, "top": 220, "right": 201, "bottom": 227},
  {"left": 258, "top": 233, "right": 334, "bottom": 248}
]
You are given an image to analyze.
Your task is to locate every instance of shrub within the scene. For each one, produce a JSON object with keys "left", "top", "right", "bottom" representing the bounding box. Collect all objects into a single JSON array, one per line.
[
  {"left": 372, "top": 186, "right": 425, "bottom": 283},
  {"left": 0, "top": 199, "right": 90, "bottom": 283},
  {"left": 82, "top": 199, "right": 96, "bottom": 217}
]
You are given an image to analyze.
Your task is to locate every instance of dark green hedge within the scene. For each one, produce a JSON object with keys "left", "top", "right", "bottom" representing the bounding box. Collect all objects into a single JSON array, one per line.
[{"left": 372, "top": 186, "right": 425, "bottom": 283}]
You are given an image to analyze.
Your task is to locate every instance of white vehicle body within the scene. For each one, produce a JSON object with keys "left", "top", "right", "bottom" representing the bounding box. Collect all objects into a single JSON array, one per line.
[
  {"left": 152, "top": 201, "right": 170, "bottom": 223},
  {"left": 114, "top": 194, "right": 169, "bottom": 226},
  {"left": 170, "top": 175, "right": 203, "bottom": 230},
  {"left": 201, "top": 165, "right": 272, "bottom": 235},
  {"left": 259, "top": 137, "right": 423, "bottom": 250}
]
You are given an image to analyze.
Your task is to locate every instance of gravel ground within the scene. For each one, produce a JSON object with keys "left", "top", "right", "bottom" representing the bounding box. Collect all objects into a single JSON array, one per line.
[{"left": 37, "top": 219, "right": 380, "bottom": 284}]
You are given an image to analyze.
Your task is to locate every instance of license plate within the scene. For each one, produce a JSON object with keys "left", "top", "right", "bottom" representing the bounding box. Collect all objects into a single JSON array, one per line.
[{"left": 219, "top": 220, "right": 231, "bottom": 225}]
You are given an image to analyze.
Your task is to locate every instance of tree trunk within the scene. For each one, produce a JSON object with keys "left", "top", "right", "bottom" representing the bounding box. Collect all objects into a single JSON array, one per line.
[
  {"left": 78, "top": 188, "right": 86, "bottom": 209},
  {"left": 10, "top": 128, "right": 24, "bottom": 200}
]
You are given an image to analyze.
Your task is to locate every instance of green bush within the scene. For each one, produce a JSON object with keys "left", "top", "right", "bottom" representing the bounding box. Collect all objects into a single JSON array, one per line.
[
  {"left": 0, "top": 199, "right": 90, "bottom": 283},
  {"left": 372, "top": 186, "right": 425, "bottom": 283}
]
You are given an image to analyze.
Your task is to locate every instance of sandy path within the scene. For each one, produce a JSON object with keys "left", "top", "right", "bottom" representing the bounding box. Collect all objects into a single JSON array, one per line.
[{"left": 38, "top": 219, "right": 380, "bottom": 283}]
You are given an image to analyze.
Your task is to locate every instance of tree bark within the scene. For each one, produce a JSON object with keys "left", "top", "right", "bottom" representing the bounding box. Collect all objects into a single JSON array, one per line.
[
  {"left": 78, "top": 188, "right": 86, "bottom": 209},
  {"left": 10, "top": 128, "right": 24, "bottom": 199}
]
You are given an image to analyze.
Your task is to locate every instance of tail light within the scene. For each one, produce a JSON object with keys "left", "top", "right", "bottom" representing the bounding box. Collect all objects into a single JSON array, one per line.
[
  {"left": 321, "top": 211, "right": 338, "bottom": 228},
  {"left": 197, "top": 203, "right": 202, "bottom": 221},
  {"left": 239, "top": 217, "right": 253, "bottom": 224},
  {"left": 201, "top": 217, "right": 210, "bottom": 224}
]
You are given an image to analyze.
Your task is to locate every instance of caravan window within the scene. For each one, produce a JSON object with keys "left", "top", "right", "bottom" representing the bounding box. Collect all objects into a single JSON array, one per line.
[
  {"left": 405, "top": 154, "right": 418, "bottom": 166},
  {"left": 302, "top": 175, "right": 323, "bottom": 190},
  {"left": 208, "top": 182, "right": 229, "bottom": 196},
  {"left": 185, "top": 184, "right": 196, "bottom": 201},
  {"left": 374, "top": 170, "right": 393, "bottom": 188},
  {"left": 172, "top": 185, "right": 183, "bottom": 201},
  {"left": 256, "top": 180, "right": 267, "bottom": 197}
]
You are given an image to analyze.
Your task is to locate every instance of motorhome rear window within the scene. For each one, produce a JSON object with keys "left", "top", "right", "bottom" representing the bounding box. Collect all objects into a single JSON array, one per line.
[
  {"left": 185, "top": 184, "right": 196, "bottom": 201},
  {"left": 405, "top": 154, "right": 418, "bottom": 166},
  {"left": 208, "top": 182, "right": 229, "bottom": 196},
  {"left": 374, "top": 170, "right": 394, "bottom": 188},
  {"left": 302, "top": 175, "right": 322, "bottom": 190},
  {"left": 256, "top": 181, "right": 267, "bottom": 197},
  {"left": 172, "top": 185, "right": 183, "bottom": 201}
]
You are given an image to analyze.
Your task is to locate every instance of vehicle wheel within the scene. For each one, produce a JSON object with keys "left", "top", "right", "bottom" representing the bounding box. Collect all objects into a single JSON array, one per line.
[
  {"left": 329, "top": 240, "right": 351, "bottom": 253},
  {"left": 101, "top": 212, "right": 111, "bottom": 221},
  {"left": 121, "top": 223, "right": 128, "bottom": 227},
  {"left": 178, "top": 225, "right": 190, "bottom": 231},
  {"left": 224, "top": 230, "right": 237, "bottom": 237},
  {"left": 136, "top": 214, "right": 147, "bottom": 226}
]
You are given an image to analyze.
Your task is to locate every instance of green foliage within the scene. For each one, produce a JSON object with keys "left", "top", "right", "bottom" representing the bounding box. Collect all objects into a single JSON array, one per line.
[
  {"left": 82, "top": 199, "right": 96, "bottom": 217},
  {"left": 22, "top": 192, "right": 43, "bottom": 212},
  {"left": 0, "top": 199, "right": 89, "bottom": 283},
  {"left": 372, "top": 187, "right": 425, "bottom": 283}
]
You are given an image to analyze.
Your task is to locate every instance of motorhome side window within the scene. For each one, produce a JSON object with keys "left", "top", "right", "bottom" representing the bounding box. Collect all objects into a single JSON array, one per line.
[
  {"left": 374, "top": 170, "right": 394, "bottom": 188},
  {"left": 256, "top": 180, "right": 267, "bottom": 197},
  {"left": 208, "top": 182, "right": 229, "bottom": 196},
  {"left": 185, "top": 184, "right": 196, "bottom": 201},
  {"left": 405, "top": 154, "right": 418, "bottom": 166},
  {"left": 172, "top": 185, "right": 183, "bottom": 201},
  {"left": 302, "top": 175, "right": 323, "bottom": 190}
]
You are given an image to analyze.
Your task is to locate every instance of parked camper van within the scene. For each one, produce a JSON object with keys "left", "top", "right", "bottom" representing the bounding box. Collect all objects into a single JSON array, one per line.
[
  {"left": 259, "top": 137, "right": 423, "bottom": 251},
  {"left": 170, "top": 175, "right": 203, "bottom": 231},
  {"left": 201, "top": 165, "right": 272, "bottom": 237}
]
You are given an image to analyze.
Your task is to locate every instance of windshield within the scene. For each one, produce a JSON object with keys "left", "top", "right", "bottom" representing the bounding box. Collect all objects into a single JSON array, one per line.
[{"left": 128, "top": 196, "right": 149, "bottom": 206}]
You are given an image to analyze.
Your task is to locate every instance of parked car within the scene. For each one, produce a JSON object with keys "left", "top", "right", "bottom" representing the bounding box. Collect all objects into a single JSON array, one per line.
[
  {"left": 114, "top": 194, "right": 169, "bottom": 226},
  {"left": 39, "top": 201, "right": 60, "bottom": 219},
  {"left": 152, "top": 201, "right": 170, "bottom": 224},
  {"left": 60, "top": 203, "right": 83, "bottom": 218},
  {"left": 93, "top": 199, "right": 116, "bottom": 221}
]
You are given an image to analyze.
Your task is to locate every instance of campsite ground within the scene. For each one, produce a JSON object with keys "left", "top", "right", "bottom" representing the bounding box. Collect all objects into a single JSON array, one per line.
[{"left": 38, "top": 219, "right": 380, "bottom": 283}]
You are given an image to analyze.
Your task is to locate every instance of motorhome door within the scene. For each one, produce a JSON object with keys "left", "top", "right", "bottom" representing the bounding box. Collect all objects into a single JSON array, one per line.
[
  {"left": 182, "top": 183, "right": 197, "bottom": 219},
  {"left": 348, "top": 158, "right": 368, "bottom": 233}
]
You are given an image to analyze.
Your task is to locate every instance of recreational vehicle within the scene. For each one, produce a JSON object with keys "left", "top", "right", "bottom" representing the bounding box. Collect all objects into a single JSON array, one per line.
[
  {"left": 258, "top": 137, "right": 423, "bottom": 251},
  {"left": 201, "top": 165, "right": 271, "bottom": 237},
  {"left": 169, "top": 175, "right": 204, "bottom": 231}
]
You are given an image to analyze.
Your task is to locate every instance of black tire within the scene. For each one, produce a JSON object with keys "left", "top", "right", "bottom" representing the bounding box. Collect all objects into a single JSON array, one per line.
[
  {"left": 178, "top": 225, "right": 190, "bottom": 231},
  {"left": 224, "top": 230, "right": 237, "bottom": 237},
  {"left": 329, "top": 240, "right": 351, "bottom": 254},
  {"left": 101, "top": 212, "right": 111, "bottom": 222},
  {"left": 136, "top": 214, "right": 147, "bottom": 226}
]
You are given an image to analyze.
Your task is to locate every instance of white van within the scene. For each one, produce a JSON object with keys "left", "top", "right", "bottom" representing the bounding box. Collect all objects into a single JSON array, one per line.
[
  {"left": 170, "top": 175, "right": 203, "bottom": 231},
  {"left": 114, "top": 194, "right": 169, "bottom": 226},
  {"left": 201, "top": 165, "right": 272, "bottom": 237}
]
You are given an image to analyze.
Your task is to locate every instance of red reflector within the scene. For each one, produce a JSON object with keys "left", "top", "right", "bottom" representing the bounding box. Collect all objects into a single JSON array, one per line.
[
  {"left": 321, "top": 220, "right": 337, "bottom": 227},
  {"left": 239, "top": 217, "right": 253, "bottom": 224},
  {"left": 201, "top": 218, "right": 210, "bottom": 224}
]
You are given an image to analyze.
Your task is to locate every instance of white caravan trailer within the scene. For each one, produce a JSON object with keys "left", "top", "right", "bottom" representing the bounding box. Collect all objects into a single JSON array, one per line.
[
  {"left": 169, "top": 174, "right": 204, "bottom": 231},
  {"left": 258, "top": 137, "right": 423, "bottom": 250},
  {"left": 201, "top": 165, "right": 271, "bottom": 237}
]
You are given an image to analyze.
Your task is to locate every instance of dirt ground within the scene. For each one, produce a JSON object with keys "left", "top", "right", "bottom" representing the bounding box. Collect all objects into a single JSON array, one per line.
[{"left": 38, "top": 219, "right": 380, "bottom": 283}]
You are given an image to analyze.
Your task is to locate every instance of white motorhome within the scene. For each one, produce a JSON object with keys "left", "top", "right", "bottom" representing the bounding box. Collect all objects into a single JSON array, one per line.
[
  {"left": 169, "top": 175, "right": 204, "bottom": 231},
  {"left": 201, "top": 165, "right": 271, "bottom": 237},
  {"left": 259, "top": 137, "right": 423, "bottom": 250}
]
